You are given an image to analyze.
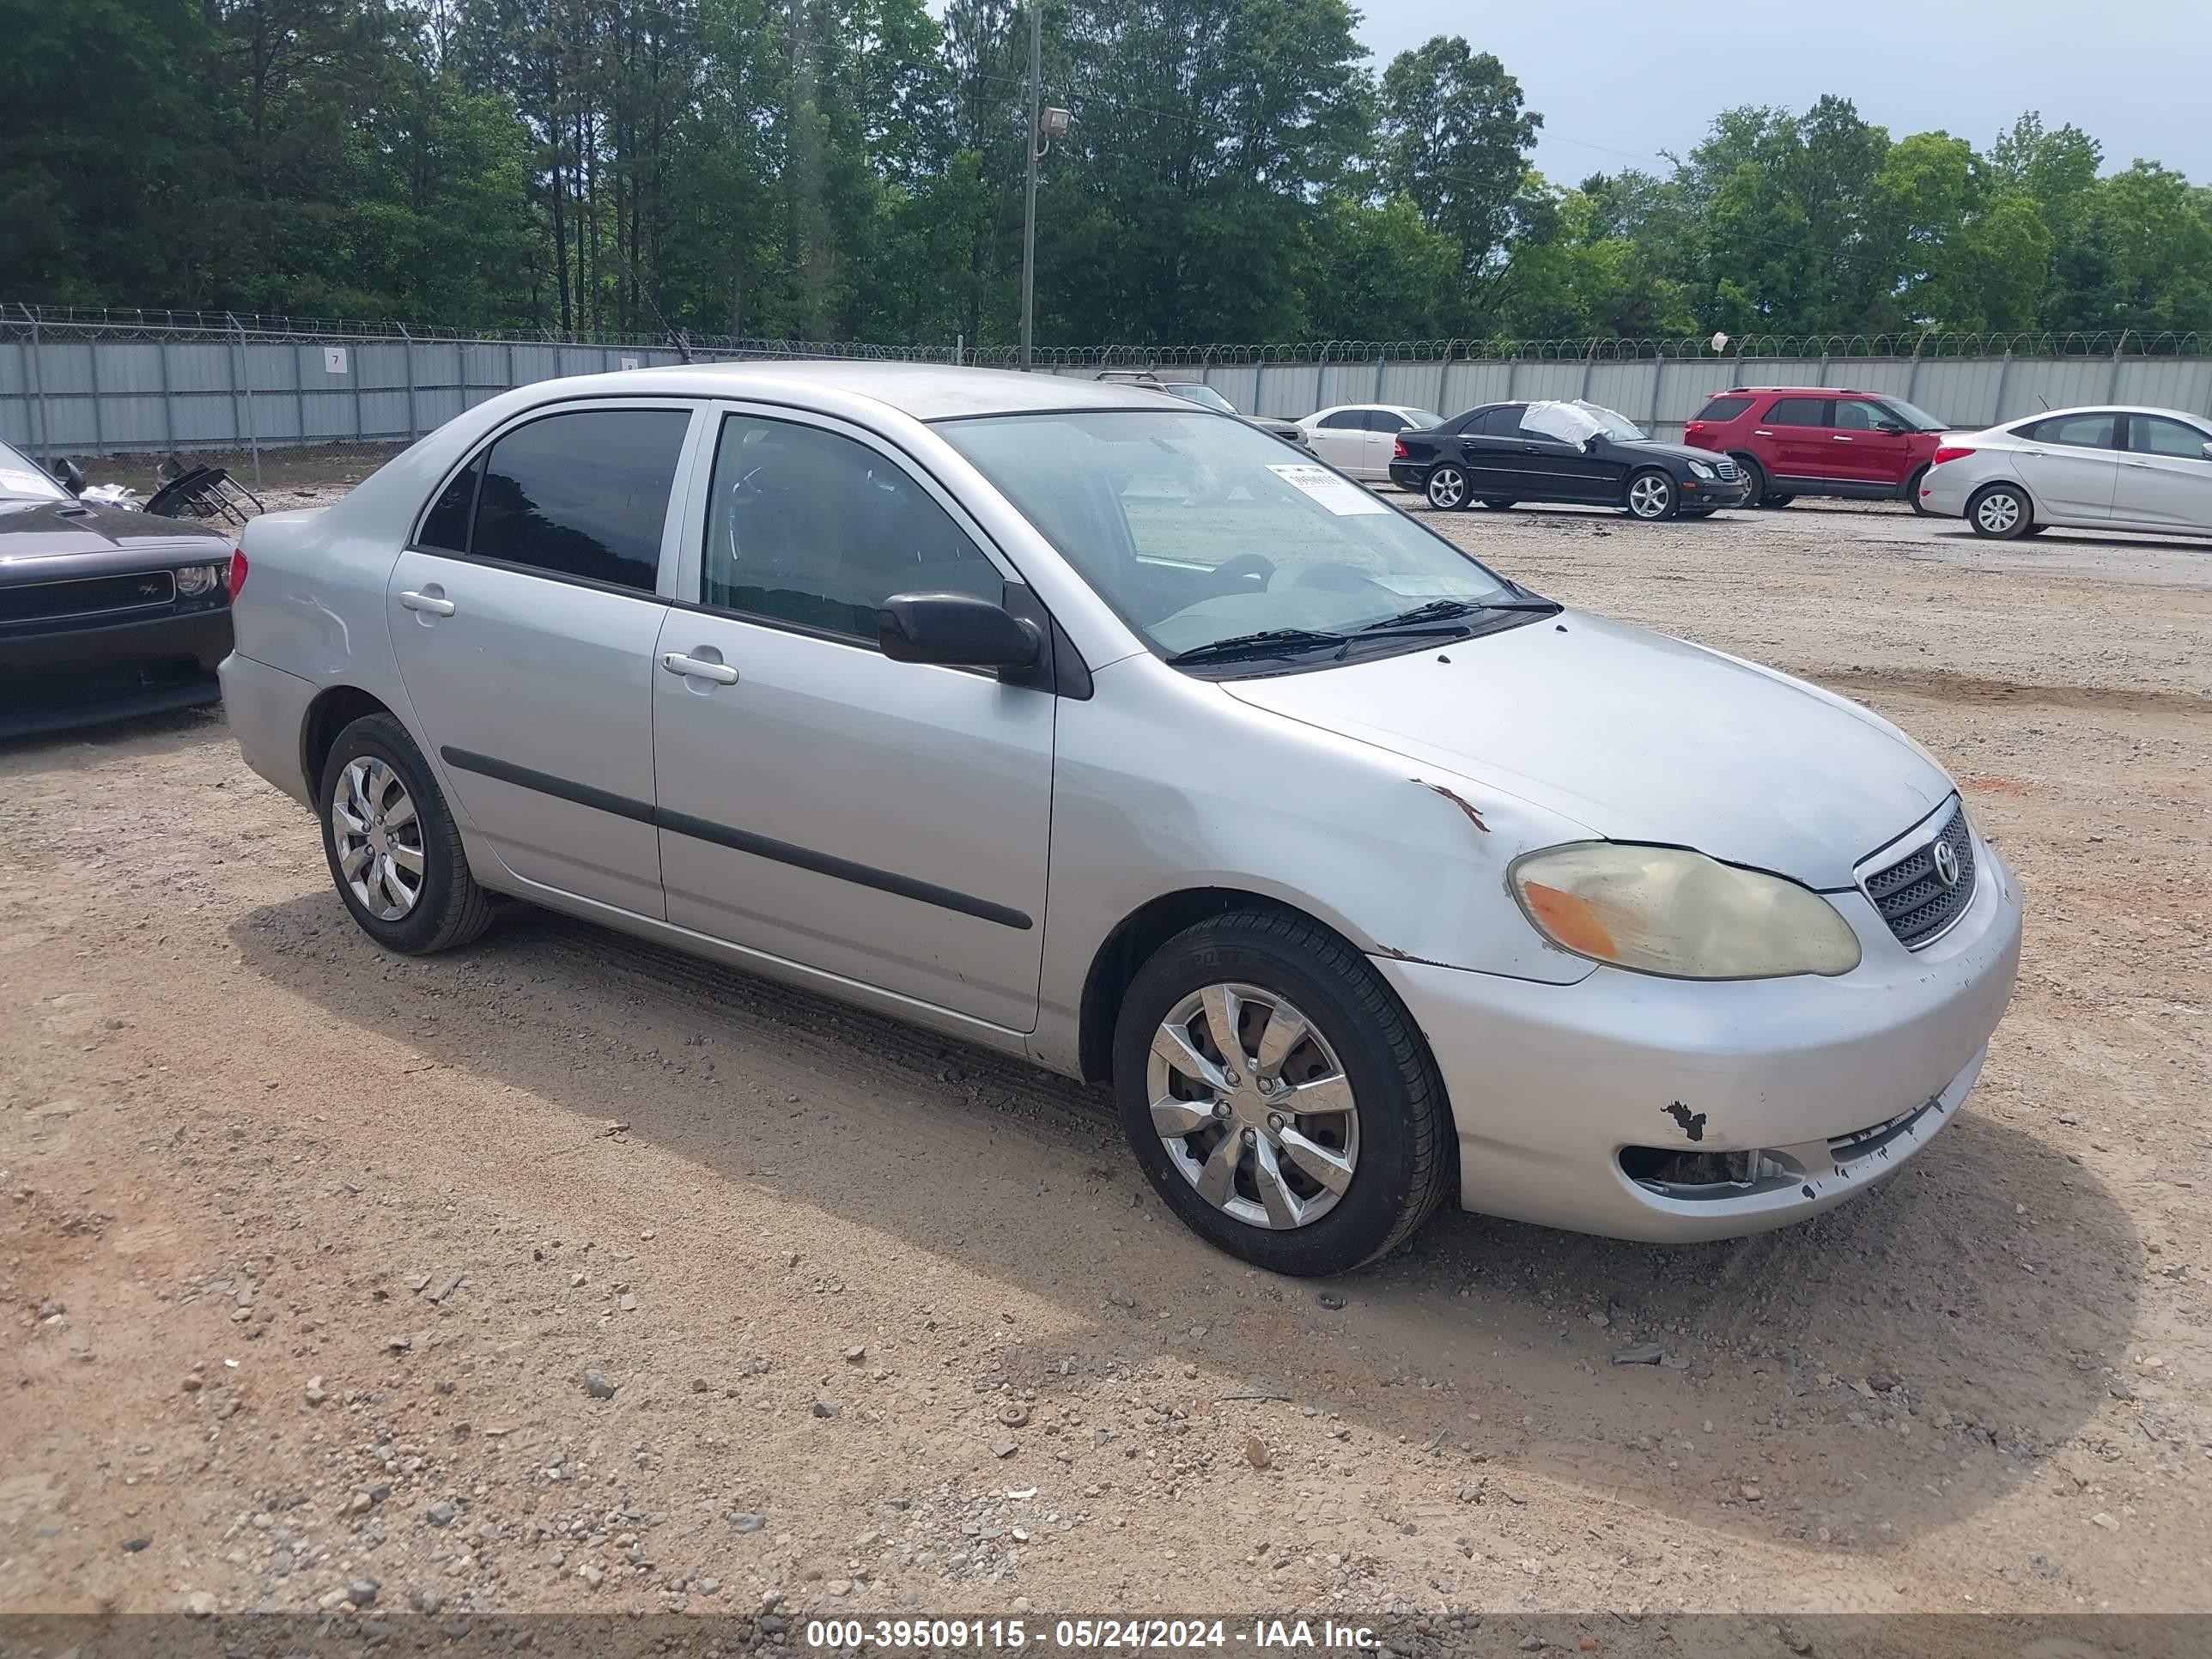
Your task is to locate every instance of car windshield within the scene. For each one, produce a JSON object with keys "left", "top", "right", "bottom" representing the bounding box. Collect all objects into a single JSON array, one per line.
[
  {"left": 1882, "top": 398, "right": 1948, "bottom": 432},
  {"left": 1159, "top": 383, "right": 1239, "bottom": 415},
  {"left": 939, "top": 409, "right": 1521, "bottom": 665},
  {"left": 0, "top": 441, "right": 69, "bottom": 501},
  {"left": 1521, "top": 401, "right": 1647, "bottom": 445}
]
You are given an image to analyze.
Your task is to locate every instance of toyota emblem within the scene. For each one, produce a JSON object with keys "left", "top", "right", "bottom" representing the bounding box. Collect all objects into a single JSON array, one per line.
[{"left": 1931, "top": 839, "right": 1960, "bottom": 890}]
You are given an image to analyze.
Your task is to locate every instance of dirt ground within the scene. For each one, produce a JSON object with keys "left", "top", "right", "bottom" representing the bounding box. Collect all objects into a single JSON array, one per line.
[{"left": 3, "top": 483, "right": 2208, "bottom": 1642}]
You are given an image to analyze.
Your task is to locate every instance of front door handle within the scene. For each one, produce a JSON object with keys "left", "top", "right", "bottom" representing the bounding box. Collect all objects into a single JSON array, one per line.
[
  {"left": 1831, "top": 434, "right": 1854, "bottom": 442},
  {"left": 1753, "top": 428, "right": 1776, "bottom": 436},
  {"left": 398, "top": 590, "right": 456, "bottom": 617},
  {"left": 661, "top": 652, "right": 738, "bottom": 685}
]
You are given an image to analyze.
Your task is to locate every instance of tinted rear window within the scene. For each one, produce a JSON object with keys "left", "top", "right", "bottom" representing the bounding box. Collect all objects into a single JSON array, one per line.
[
  {"left": 1765, "top": 398, "right": 1829, "bottom": 427},
  {"left": 1693, "top": 396, "right": 1753, "bottom": 422},
  {"left": 417, "top": 454, "right": 481, "bottom": 552},
  {"left": 471, "top": 409, "right": 690, "bottom": 592},
  {"left": 2020, "top": 413, "right": 2117, "bottom": 450}
]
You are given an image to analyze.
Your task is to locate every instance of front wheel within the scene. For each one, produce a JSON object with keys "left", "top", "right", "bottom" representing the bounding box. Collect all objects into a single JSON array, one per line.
[
  {"left": 319, "top": 712, "right": 494, "bottom": 955},
  {"left": 1425, "top": 465, "right": 1469, "bottom": 511},
  {"left": 1113, "top": 910, "right": 1455, "bottom": 1276},
  {"left": 1679, "top": 507, "right": 1717, "bottom": 519},
  {"left": 1625, "top": 469, "right": 1679, "bottom": 521},
  {"left": 1478, "top": 497, "right": 1516, "bottom": 511},
  {"left": 1967, "top": 483, "right": 2033, "bottom": 540}
]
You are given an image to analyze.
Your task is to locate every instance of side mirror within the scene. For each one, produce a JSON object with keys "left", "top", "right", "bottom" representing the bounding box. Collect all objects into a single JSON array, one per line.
[
  {"left": 51, "top": 458, "right": 85, "bottom": 495},
  {"left": 1877, "top": 420, "right": 1907, "bottom": 434},
  {"left": 2201, "top": 441, "right": 2212, "bottom": 463},
  {"left": 878, "top": 592, "right": 1042, "bottom": 671}
]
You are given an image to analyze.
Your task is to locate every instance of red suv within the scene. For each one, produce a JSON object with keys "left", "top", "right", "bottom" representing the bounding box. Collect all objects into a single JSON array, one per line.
[{"left": 1684, "top": 387, "right": 1952, "bottom": 512}]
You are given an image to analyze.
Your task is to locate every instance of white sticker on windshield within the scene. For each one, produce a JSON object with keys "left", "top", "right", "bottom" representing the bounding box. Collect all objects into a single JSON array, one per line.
[
  {"left": 1266, "top": 463, "right": 1390, "bottom": 516},
  {"left": 1, "top": 467, "right": 54, "bottom": 494}
]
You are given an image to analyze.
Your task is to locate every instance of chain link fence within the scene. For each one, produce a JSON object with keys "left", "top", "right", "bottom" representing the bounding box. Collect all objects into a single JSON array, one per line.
[{"left": 5, "top": 302, "right": 2209, "bottom": 465}]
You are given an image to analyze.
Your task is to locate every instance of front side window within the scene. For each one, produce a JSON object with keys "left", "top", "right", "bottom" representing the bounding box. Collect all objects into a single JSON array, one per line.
[
  {"left": 468, "top": 408, "right": 689, "bottom": 592},
  {"left": 2023, "top": 413, "right": 2118, "bottom": 450},
  {"left": 702, "top": 416, "right": 1003, "bottom": 642},
  {"left": 1766, "top": 397, "right": 1828, "bottom": 427},
  {"left": 2127, "top": 415, "right": 2211, "bottom": 459},
  {"left": 939, "top": 409, "right": 1517, "bottom": 664},
  {"left": 1832, "top": 399, "right": 1881, "bottom": 431}
]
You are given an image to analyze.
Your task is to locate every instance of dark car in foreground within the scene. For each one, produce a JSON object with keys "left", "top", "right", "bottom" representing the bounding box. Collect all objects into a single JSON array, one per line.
[
  {"left": 1390, "top": 400, "right": 1751, "bottom": 520},
  {"left": 0, "top": 441, "right": 236, "bottom": 738}
]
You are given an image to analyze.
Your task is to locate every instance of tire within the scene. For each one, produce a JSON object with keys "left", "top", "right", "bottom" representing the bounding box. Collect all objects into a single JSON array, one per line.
[
  {"left": 1425, "top": 464, "right": 1470, "bottom": 511},
  {"left": 1679, "top": 507, "right": 1717, "bottom": 519},
  {"left": 1729, "top": 453, "right": 1768, "bottom": 506},
  {"left": 2020, "top": 524, "right": 2049, "bottom": 538},
  {"left": 1112, "top": 909, "right": 1455, "bottom": 1277},
  {"left": 1765, "top": 495, "right": 1796, "bottom": 507},
  {"left": 319, "top": 712, "right": 494, "bottom": 955},
  {"left": 1966, "top": 483, "right": 2033, "bottom": 540},
  {"left": 1624, "top": 468, "right": 1679, "bottom": 521},
  {"left": 1478, "top": 498, "right": 1516, "bottom": 511},
  {"left": 1905, "top": 465, "right": 1938, "bottom": 515}
]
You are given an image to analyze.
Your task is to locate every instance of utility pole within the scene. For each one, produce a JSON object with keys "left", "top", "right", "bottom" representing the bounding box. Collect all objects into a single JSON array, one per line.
[{"left": 1019, "top": 3, "right": 1042, "bottom": 370}]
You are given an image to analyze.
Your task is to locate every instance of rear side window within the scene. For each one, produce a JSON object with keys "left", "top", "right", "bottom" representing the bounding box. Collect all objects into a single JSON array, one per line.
[
  {"left": 470, "top": 409, "right": 690, "bottom": 592},
  {"left": 416, "top": 454, "right": 481, "bottom": 552},
  {"left": 2021, "top": 413, "right": 2118, "bottom": 450},
  {"left": 1469, "top": 405, "right": 1526, "bottom": 437},
  {"left": 1765, "top": 397, "right": 1829, "bottom": 426},
  {"left": 2126, "top": 415, "right": 2209, "bottom": 458},
  {"left": 1693, "top": 396, "right": 1753, "bottom": 422},
  {"left": 1318, "top": 410, "right": 1364, "bottom": 430}
]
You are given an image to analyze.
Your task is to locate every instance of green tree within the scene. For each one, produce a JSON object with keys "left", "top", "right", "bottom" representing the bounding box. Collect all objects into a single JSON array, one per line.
[{"left": 1375, "top": 36, "right": 1539, "bottom": 275}]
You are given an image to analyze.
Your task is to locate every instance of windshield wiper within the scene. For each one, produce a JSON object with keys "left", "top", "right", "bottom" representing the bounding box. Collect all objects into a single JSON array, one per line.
[
  {"left": 1167, "top": 628, "right": 1350, "bottom": 665},
  {"left": 1356, "top": 595, "right": 1562, "bottom": 633}
]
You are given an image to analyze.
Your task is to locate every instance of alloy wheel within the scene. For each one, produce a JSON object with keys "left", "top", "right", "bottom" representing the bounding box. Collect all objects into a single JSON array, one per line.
[
  {"left": 1426, "top": 466, "right": 1467, "bottom": 510},
  {"left": 1974, "top": 489, "right": 2021, "bottom": 535},
  {"left": 331, "top": 757, "right": 425, "bottom": 921},
  {"left": 1146, "top": 982, "right": 1360, "bottom": 1231},
  {"left": 1627, "top": 473, "right": 1674, "bottom": 519}
]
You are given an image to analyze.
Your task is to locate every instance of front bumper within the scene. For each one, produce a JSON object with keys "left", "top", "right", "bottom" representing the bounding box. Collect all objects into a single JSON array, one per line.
[
  {"left": 1683, "top": 474, "right": 1753, "bottom": 507},
  {"left": 0, "top": 605, "right": 231, "bottom": 738},
  {"left": 1375, "top": 838, "right": 2023, "bottom": 1242}
]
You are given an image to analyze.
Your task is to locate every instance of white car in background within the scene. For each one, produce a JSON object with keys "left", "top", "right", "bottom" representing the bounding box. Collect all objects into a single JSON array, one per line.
[
  {"left": 1919, "top": 404, "right": 2212, "bottom": 539},
  {"left": 1298, "top": 404, "right": 1446, "bottom": 482}
]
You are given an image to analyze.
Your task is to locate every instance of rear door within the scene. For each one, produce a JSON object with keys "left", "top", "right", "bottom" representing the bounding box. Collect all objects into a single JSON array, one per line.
[
  {"left": 1762, "top": 396, "right": 1836, "bottom": 483},
  {"left": 1358, "top": 410, "right": 1409, "bottom": 479},
  {"left": 1307, "top": 410, "right": 1369, "bottom": 473},
  {"left": 387, "top": 401, "right": 700, "bottom": 917},
  {"left": 2112, "top": 413, "right": 2212, "bottom": 531},
  {"left": 1454, "top": 405, "right": 1528, "bottom": 498},
  {"left": 649, "top": 407, "right": 1054, "bottom": 1032},
  {"left": 2011, "top": 412, "right": 2121, "bottom": 522}
]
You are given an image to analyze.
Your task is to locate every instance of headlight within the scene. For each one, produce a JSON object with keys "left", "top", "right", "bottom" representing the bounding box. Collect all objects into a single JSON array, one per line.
[
  {"left": 1686, "top": 459, "right": 1716, "bottom": 479},
  {"left": 174, "top": 563, "right": 221, "bottom": 597},
  {"left": 1510, "top": 843, "right": 1862, "bottom": 980}
]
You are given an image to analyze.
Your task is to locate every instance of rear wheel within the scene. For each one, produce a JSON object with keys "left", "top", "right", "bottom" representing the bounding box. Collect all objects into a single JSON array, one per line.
[
  {"left": 1113, "top": 910, "right": 1454, "bottom": 1277},
  {"left": 1679, "top": 507, "right": 1717, "bottom": 519},
  {"left": 1425, "top": 465, "right": 1469, "bottom": 511},
  {"left": 1625, "top": 469, "right": 1678, "bottom": 521},
  {"left": 1967, "top": 483, "right": 2033, "bottom": 540},
  {"left": 319, "top": 713, "right": 494, "bottom": 955}
]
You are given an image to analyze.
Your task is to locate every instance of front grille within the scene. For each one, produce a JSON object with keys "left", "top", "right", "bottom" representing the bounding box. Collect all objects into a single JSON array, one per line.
[
  {"left": 1865, "top": 805, "right": 1976, "bottom": 947},
  {"left": 1712, "top": 458, "right": 1741, "bottom": 482},
  {"left": 0, "top": 569, "right": 175, "bottom": 626}
]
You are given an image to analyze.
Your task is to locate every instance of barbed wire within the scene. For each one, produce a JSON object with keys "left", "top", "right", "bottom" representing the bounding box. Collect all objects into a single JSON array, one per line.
[{"left": 1, "top": 305, "right": 2202, "bottom": 362}]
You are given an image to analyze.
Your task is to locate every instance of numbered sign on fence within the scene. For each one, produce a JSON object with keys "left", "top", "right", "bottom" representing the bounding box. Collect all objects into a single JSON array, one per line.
[{"left": 324, "top": 347, "right": 349, "bottom": 374}]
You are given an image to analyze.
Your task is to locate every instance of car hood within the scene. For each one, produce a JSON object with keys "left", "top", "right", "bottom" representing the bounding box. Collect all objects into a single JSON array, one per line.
[
  {"left": 1222, "top": 611, "right": 1954, "bottom": 888},
  {"left": 1617, "top": 437, "right": 1731, "bottom": 468},
  {"left": 0, "top": 497, "right": 229, "bottom": 580},
  {"left": 1247, "top": 415, "right": 1310, "bottom": 441}
]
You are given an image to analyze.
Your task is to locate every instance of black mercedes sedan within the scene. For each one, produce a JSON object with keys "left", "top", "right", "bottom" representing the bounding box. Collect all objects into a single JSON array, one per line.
[
  {"left": 1389, "top": 399, "right": 1752, "bottom": 520},
  {"left": 1, "top": 440, "right": 235, "bottom": 738}
]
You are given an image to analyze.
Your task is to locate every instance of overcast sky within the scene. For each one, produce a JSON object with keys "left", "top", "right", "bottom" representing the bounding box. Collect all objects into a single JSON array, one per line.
[{"left": 1349, "top": 0, "right": 2209, "bottom": 184}]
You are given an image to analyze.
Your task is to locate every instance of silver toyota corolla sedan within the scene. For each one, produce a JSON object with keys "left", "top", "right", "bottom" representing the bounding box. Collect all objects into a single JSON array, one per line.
[
  {"left": 220, "top": 364, "right": 2023, "bottom": 1276},
  {"left": 1918, "top": 404, "right": 2212, "bottom": 538}
]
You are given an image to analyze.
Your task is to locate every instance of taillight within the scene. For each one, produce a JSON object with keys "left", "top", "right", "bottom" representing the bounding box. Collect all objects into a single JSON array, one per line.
[
  {"left": 1392, "top": 438, "right": 1407, "bottom": 459},
  {"left": 227, "top": 548, "right": 248, "bottom": 600},
  {"left": 1931, "top": 446, "right": 1975, "bottom": 466}
]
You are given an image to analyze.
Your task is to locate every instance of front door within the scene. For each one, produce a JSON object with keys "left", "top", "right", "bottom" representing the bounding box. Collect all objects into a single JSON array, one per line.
[
  {"left": 1832, "top": 398, "right": 1914, "bottom": 489},
  {"left": 387, "top": 402, "right": 698, "bottom": 917},
  {"left": 1360, "top": 410, "right": 1409, "bottom": 480},
  {"left": 2011, "top": 411, "right": 2121, "bottom": 522},
  {"left": 2113, "top": 413, "right": 2212, "bottom": 530},
  {"left": 650, "top": 408, "right": 1054, "bottom": 1033}
]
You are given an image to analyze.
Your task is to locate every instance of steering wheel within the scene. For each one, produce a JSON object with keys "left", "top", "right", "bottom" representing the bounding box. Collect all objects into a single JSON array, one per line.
[{"left": 1212, "top": 553, "right": 1276, "bottom": 592}]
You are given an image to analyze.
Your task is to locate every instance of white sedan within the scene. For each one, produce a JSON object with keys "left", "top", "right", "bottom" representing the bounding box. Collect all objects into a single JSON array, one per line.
[
  {"left": 1919, "top": 404, "right": 2212, "bottom": 538},
  {"left": 1297, "top": 404, "right": 1446, "bottom": 481}
]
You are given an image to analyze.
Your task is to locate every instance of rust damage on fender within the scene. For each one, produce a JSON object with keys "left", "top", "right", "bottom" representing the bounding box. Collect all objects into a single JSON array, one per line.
[
  {"left": 1662, "top": 1101, "right": 1707, "bottom": 1142},
  {"left": 1416, "top": 779, "right": 1490, "bottom": 833}
]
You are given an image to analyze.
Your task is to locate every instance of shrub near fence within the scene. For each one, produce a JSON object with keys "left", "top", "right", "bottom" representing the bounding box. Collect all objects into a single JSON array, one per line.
[{"left": 4, "top": 305, "right": 2209, "bottom": 462}]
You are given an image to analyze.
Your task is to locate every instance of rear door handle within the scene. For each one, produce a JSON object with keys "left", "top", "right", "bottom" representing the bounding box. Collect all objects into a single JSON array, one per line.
[
  {"left": 398, "top": 590, "right": 456, "bottom": 616},
  {"left": 661, "top": 652, "right": 738, "bottom": 685},
  {"left": 2119, "top": 460, "right": 2154, "bottom": 469}
]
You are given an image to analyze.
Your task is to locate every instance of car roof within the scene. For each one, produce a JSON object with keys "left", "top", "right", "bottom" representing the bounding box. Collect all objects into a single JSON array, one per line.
[
  {"left": 527, "top": 360, "right": 1182, "bottom": 422},
  {"left": 1997, "top": 404, "right": 2210, "bottom": 425},
  {"left": 1717, "top": 386, "right": 1887, "bottom": 397},
  {"left": 1310, "top": 403, "right": 1437, "bottom": 416}
]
